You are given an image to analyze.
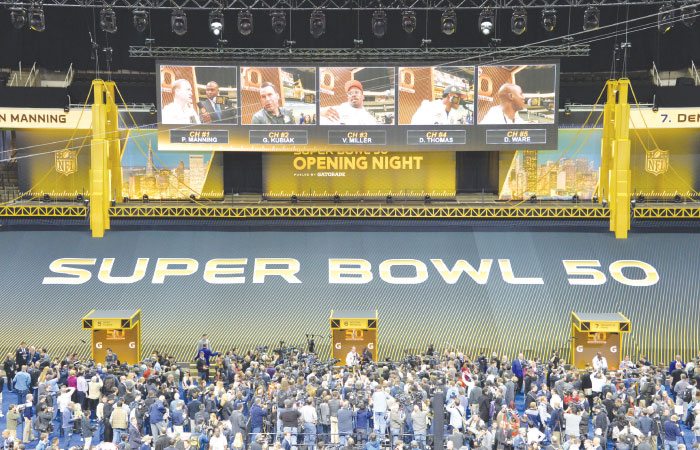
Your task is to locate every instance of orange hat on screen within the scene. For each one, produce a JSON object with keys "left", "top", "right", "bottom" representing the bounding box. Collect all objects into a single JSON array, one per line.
[{"left": 345, "top": 79, "right": 363, "bottom": 92}]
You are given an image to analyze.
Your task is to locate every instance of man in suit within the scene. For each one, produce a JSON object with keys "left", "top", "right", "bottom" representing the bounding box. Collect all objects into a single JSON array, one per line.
[
  {"left": 512, "top": 354, "right": 525, "bottom": 393},
  {"left": 198, "top": 81, "right": 236, "bottom": 124},
  {"left": 15, "top": 342, "right": 28, "bottom": 368},
  {"left": 128, "top": 417, "right": 151, "bottom": 450},
  {"left": 229, "top": 403, "right": 248, "bottom": 447}
]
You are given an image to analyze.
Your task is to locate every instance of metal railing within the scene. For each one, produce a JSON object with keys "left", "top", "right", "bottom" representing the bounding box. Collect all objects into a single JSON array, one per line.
[
  {"left": 651, "top": 61, "right": 662, "bottom": 86},
  {"left": 691, "top": 61, "right": 700, "bottom": 86},
  {"left": 64, "top": 63, "right": 74, "bottom": 87},
  {"left": 24, "top": 62, "right": 37, "bottom": 87}
]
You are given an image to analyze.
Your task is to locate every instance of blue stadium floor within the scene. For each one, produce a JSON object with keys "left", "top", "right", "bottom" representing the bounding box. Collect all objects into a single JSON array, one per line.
[{"left": 0, "top": 383, "right": 697, "bottom": 449}]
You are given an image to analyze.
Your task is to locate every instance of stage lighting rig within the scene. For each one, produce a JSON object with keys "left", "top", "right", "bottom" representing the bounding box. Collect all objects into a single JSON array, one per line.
[
  {"left": 441, "top": 9, "right": 456, "bottom": 35},
  {"left": 100, "top": 7, "right": 117, "bottom": 33},
  {"left": 682, "top": 2, "right": 697, "bottom": 27},
  {"left": 28, "top": 5, "right": 45, "bottom": 32},
  {"left": 658, "top": 2, "right": 674, "bottom": 33},
  {"left": 209, "top": 10, "right": 224, "bottom": 36},
  {"left": 271, "top": 11, "right": 286, "bottom": 34},
  {"left": 310, "top": 9, "right": 325, "bottom": 38},
  {"left": 582, "top": 6, "right": 599, "bottom": 31},
  {"left": 541, "top": 8, "right": 556, "bottom": 32},
  {"left": 511, "top": 8, "right": 526, "bottom": 35},
  {"left": 238, "top": 10, "right": 253, "bottom": 35},
  {"left": 372, "top": 10, "right": 387, "bottom": 37},
  {"left": 10, "top": 7, "right": 27, "bottom": 29},
  {"left": 402, "top": 10, "right": 416, "bottom": 33},
  {"left": 171, "top": 9, "right": 187, "bottom": 35},
  {"left": 133, "top": 9, "right": 148, "bottom": 32},
  {"left": 479, "top": 9, "right": 494, "bottom": 35}
]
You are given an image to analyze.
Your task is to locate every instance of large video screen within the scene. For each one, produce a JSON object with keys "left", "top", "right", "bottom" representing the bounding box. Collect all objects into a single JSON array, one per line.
[{"left": 156, "top": 62, "right": 558, "bottom": 152}]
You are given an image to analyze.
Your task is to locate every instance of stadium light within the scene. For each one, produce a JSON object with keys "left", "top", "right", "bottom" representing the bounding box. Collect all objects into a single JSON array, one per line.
[
  {"left": 209, "top": 10, "right": 224, "bottom": 36},
  {"left": 133, "top": 9, "right": 148, "bottom": 32},
  {"left": 541, "top": 8, "right": 556, "bottom": 32},
  {"left": 479, "top": 9, "right": 494, "bottom": 35},
  {"left": 582, "top": 6, "right": 599, "bottom": 31},
  {"left": 441, "top": 9, "right": 456, "bottom": 35},
  {"left": 10, "top": 7, "right": 27, "bottom": 29},
  {"left": 310, "top": 9, "right": 325, "bottom": 38},
  {"left": 372, "top": 10, "right": 387, "bottom": 37},
  {"left": 658, "top": 3, "right": 675, "bottom": 33},
  {"left": 270, "top": 11, "right": 286, "bottom": 34},
  {"left": 100, "top": 7, "right": 117, "bottom": 33},
  {"left": 28, "top": 5, "right": 45, "bottom": 32},
  {"left": 402, "top": 10, "right": 416, "bottom": 33},
  {"left": 238, "top": 10, "right": 253, "bottom": 35},
  {"left": 511, "top": 8, "right": 527, "bottom": 35},
  {"left": 171, "top": 9, "right": 187, "bottom": 36},
  {"left": 682, "top": 2, "right": 697, "bottom": 27}
]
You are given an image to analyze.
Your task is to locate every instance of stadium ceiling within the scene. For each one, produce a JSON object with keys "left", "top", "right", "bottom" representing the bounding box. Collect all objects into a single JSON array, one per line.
[
  {"left": 0, "top": 0, "right": 673, "bottom": 8},
  {"left": 129, "top": 44, "right": 591, "bottom": 60}
]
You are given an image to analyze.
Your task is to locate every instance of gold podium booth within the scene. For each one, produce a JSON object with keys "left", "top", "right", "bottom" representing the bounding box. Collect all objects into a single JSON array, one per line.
[
  {"left": 330, "top": 310, "right": 378, "bottom": 365},
  {"left": 571, "top": 312, "right": 630, "bottom": 370},
  {"left": 82, "top": 310, "right": 141, "bottom": 365}
]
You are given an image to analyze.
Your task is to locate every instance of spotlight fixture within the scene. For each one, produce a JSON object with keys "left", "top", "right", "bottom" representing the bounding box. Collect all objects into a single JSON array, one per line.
[
  {"left": 10, "top": 7, "right": 27, "bottom": 29},
  {"left": 291, "top": 194, "right": 298, "bottom": 204},
  {"left": 132, "top": 9, "right": 148, "bottom": 32},
  {"left": 674, "top": 194, "right": 682, "bottom": 203},
  {"left": 564, "top": 104, "right": 572, "bottom": 116},
  {"left": 602, "top": 199, "right": 608, "bottom": 208},
  {"left": 541, "top": 8, "right": 556, "bottom": 32},
  {"left": 402, "top": 10, "right": 416, "bottom": 33},
  {"left": 658, "top": 2, "right": 674, "bottom": 33},
  {"left": 441, "top": 9, "right": 456, "bottom": 35},
  {"left": 149, "top": 105, "right": 156, "bottom": 115},
  {"left": 100, "top": 7, "right": 117, "bottom": 33},
  {"left": 270, "top": 11, "right": 286, "bottom": 34},
  {"left": 572, "top": 194, "right": 580, "bottom": 203},
  {"left": 637, "top": 194, "right": 646, "bottom": 203},
  {"left": 64, "top": 104, "right": 70, "bottom": 113},
  {"left": 171, "top": 9, "right": 187, "bottom": 36},
  {"left": 424, "top": 194, "right": 431, "bottom": 204},
  {"left": 110, "top": 199, "right": 116, "bottom": 207},
  {"left": 479, "top": 9, "right": 494, "bottom": 35},
  {"left": 592, "top": 195, "right": 599, "bottom": 203},
  {"left": 511, "top": 8, "right": 527, "bottom": 35},
  {"left": 76, "top": 194, "right": 84, "bottom": 202},
  {"left": 582, "top": 6, "right": 599, "bottom": 31},
  {"left": 529, "top": 194, "right": 537, "bottom": 203},
  {"left": 189, "top": 194, "right": 196, "bottom": 202},
  {"left": 28, "top": 5, "right": 45, "bottom": 32},
  {"left": 372, "top": 10, "right": 387, "bottom": 37},
  {"left": 310, "top": 9, "right": 325, "bottom": 38},
  {"left": 42, "top": 193, "right": 50, "bottom": 202},
  {"left": 333, "top": 194, "right": 340, "bottom": 203},
  {"left": 209, "top": 10, "right": 224, "bottom": 36},
  {"left": 386, "top": 194, "right": 393, "bottom": 204},
  {"left": 238, "top": 10, "right": 253, "bottom": 36},
  {"left": 682, "top": 2, "right": 697, "bottom": 27},
  {"left": 142, "top": 194, "right": 149, "bottom": 203}
]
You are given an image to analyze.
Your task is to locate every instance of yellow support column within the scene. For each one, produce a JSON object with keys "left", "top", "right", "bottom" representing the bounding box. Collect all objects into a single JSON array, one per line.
[
  {"left": 105, "top": 82, "right": 122, "bottom": 207},
  {"left": 599, "top": 81, "right": 616, "bottom": 206},
  {"left": 610, "top": 79, "right": 631, "bottom": 239},
  {"left": 89, "top": 80, "right": 111, "bottom": 238}
]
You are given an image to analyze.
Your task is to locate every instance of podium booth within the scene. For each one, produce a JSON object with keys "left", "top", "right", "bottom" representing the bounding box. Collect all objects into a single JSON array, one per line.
[
  {"left": 82, "top": 310, "right": 141, "bottom": 365},
  {"left": 330, "top": 310, "right": 378, "bottom": 365},
  {"left": 571, "top": 312, "right": 630, "bottom": 370}
]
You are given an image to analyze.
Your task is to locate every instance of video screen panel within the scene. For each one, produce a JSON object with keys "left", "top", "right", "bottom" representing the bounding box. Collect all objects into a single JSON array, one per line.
[
  {"left": 319, "top": 67, "right": 395, "bottom": 125},
  {"left": 398, "top": 66, "right": 474, "bottom": 125},
  {"left": 155, "top": 61, "right": 558, "bottom": 151},
  {"left": 477, "top": 64, "right": 556, "bottom": 125},
  {"left": 240, "top": 67, "right": 316, "bottom": 125},
  {"left": 159, "top": 64, "right": 237, "bottom": 125}
]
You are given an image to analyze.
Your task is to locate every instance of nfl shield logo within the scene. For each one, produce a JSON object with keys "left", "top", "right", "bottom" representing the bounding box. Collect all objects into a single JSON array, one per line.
[
  {"left": 55, "top": 150, "right": 77, "bottom": 176},
  {"left": 645, "top": 148, "right": 669, "bottom": 176}
]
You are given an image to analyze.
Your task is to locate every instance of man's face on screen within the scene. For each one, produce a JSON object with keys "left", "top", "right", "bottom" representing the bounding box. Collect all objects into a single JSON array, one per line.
[
  {"left": 511, "top": 85, "right": 525, "bottom": 111},
  {"left": 260, "top": 85, "right": 280, "bottom": 113},
  {"left": 347, "top": 88, "right": 364, "bottom": 109},
  {"left": 174, "top": 81, "right": 193, "bottom": 104},
  {"left": 206, "top": 82, "right": 219, "bottom": 100}
]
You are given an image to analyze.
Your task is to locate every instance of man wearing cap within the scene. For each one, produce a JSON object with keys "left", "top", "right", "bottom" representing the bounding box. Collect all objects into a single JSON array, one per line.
[
  {"left": 251, "top": 82, "right": 295, "bottom": 125},
  {"left": 481, "top": 83, "right": 527, "bottom": 124},
  {"left": 410, "top": 85, "right": 470, "bottom": 125},
  {"left": 320, "top": 80, "right": 377, "bottom": 125},
  {"left": 663, "top": 415, "right": 683, "bottom": 450}
]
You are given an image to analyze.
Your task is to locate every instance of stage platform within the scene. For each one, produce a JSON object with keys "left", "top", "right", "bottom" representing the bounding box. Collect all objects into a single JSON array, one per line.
[{"left": 1, "top": 193, "right": 700, "bottom": 220}]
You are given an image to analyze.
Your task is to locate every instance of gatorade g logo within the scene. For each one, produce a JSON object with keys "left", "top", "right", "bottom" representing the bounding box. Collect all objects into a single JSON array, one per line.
[
  {"left": 335, "top": 343, "right": 341, "bottom": 350},
  {"left": 576, "top": 345, "right": 583, "bottom": 353},
  {"left": 96, "top": 342, "right": 103, "bottom": 349},
  {"left": 368, "top": 343, "right": 375, "bottom": 349},
  {"left": 610, "top": 346, "right": 618, "bottom": 353},
  {"left": 129, "top": 342, "right": 136, "bottom": 349}
]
